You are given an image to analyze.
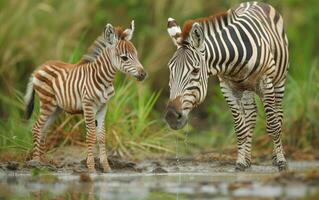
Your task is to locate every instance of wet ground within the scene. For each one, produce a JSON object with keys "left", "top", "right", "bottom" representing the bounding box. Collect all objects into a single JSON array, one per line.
[{"left": 1, "top": 153, "right": 319, "bottom": 200}]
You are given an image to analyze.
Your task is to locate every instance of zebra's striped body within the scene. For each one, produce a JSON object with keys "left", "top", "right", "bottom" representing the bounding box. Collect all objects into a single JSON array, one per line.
[
  {"left": 165, "top": 2, "right": 288, "bottom": 171},
  {"left": 25, "top": 21, "right": 146, "bottom": 172}
]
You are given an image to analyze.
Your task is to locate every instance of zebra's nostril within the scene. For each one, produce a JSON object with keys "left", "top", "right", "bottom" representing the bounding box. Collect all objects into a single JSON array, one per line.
[
  {"left": 166, "top": 108, "right": 182, "bottom": 121},
  {"left": 176, "top": 112, "right": 182, "bottom": 120},
  {"left": 140, "top": 71, "right": 147, "bottom": 78}
]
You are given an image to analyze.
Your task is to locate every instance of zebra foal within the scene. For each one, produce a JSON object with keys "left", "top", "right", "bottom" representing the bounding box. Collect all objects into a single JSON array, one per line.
[
  {"left": 24, "top": 21, "right": 146, "bottom": 172},
  {"left": 165, "top": 2, "right": 289, "bottom": 171}
]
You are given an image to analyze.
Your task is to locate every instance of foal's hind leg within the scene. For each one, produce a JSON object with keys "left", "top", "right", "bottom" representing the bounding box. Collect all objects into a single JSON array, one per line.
[
  {"left": 39, "top": 107, "right": 61, "bottom": 160},
  {"left": 31, "top": 100, "right": 59, "bottom": 162}
]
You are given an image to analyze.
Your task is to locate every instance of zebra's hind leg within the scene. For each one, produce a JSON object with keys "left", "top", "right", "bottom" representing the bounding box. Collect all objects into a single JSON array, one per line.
[
  {"left": 220, "top": 81, "right": 251, "bottom": 171},
  {"left": 259, "top": 78, "right": 287, "bottom": 171},
  {"left": 96, "top": 105, "right": 111, "bottom": 173},
  {"left": 242, "top": 91, "right": 258, "bottom": 168}
]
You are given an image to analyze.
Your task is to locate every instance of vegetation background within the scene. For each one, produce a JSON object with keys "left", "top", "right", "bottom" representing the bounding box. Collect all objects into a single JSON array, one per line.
[{"left": 0, "top": 0, "right": 318, "bottom": 161}]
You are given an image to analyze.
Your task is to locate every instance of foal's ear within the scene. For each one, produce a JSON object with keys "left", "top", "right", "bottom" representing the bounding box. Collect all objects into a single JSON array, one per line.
[
  {"left": 104, "top": 23, "right": 118, "bottom": 47},
  {"left": 189, "top": 23, "right": 204, "bottom": 49},
  {"left": 167, "top": 17, "right": 182, "bottom": 47},
  {"left": 123, "top": 20, "right": 135, "bottom": 41}
]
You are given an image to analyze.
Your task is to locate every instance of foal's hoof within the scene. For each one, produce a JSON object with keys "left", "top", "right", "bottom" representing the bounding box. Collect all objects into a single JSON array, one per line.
[
  {"left": 277, "top": 161, "right": 288, "bottom": 172},
  {"left": 26, "top": 160, "right": 42, "bottom": 169},
  {"left": 99, "top": 160, "right": 112, "bottom": 173},
  {"left": 102, "top": 167, "right": 112, "bottom": 173},
  {"left": 88, "top": 168, "right": 97, "bottom": 174},
  {"left": 235, "top": 162, "right": 248, "bottom": 171},
  {"left": 102, "top": 163, "right": 112, "bottom": 173}
]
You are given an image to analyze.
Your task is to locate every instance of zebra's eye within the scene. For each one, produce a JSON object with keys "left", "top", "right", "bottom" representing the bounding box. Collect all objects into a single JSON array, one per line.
[
  {"left": 191, "top": 68, "right": 200, "bottom": 75},
  {"left": 120, "top": 55, "right": 129, "bottom": 61}
]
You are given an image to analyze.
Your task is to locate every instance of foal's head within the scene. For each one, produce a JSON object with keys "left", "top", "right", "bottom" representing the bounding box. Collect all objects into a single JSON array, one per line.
[{"left": 104, "top": 20, "right": 146, "bottom": 81}]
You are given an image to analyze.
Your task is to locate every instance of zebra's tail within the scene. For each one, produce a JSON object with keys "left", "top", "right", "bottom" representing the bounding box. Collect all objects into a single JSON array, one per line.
[{"left": 24, "top": 76, "right": 35, "bottom": 120}]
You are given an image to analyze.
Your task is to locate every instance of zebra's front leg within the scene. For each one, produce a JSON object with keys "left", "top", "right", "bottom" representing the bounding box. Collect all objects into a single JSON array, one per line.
[
  {"left": 241, "top": 91, "right": 258, "bottom": 168},
  {"left": 272, "top": 80, "right": 286, "bottom": 167},
  {"left": 220, "top": 82, "right": 250, "bottom": 171},
  {"left": 259, "top": 78, "right": 287, "bottom": 171},
  {"left": 83, "top": 103, "right": 97, "bottom": 173},
  {"left": 96, "top": 105, "right": 111, "bottom": 173}
]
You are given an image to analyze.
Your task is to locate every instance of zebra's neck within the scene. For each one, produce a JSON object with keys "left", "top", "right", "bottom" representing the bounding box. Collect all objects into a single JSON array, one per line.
[
  {"left": 86, "top": 48, "right": 117, "bottom": 85},
  {"left": 201, "top": 11, "right": 235, "bottom": 76}
]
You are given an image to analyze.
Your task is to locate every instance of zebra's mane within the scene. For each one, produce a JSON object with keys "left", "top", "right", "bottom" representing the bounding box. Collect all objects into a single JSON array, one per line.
[
  {"left": 181, "top": 12, "right": 228, "bottom": 41},
  {"left": 78, "top": 27, "right": 127, "bottom": 65}
]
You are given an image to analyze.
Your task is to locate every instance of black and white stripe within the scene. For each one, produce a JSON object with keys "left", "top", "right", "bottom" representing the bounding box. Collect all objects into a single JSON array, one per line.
[{"left": 165, "top": 1, "right": 288, "bottom": 171}]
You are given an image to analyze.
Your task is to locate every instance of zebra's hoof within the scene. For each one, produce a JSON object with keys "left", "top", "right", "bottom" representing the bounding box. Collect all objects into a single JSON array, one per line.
[
  {"left": 245, "top": 159, "right": 252, "bottom": 168},
  {"left": 272, "top": 155, "right": 278, "bottom": 166},
  {"left": 235, "top": 162, "right": 248, "bottom": 171},
  {"left": 277, "top": 161, "right": 288, "bottom": 172}
]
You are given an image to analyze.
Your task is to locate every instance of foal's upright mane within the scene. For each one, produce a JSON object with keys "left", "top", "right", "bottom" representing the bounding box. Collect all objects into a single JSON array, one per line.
[{"left": 78, "top": 27, "right": 128, "bottom": 65}]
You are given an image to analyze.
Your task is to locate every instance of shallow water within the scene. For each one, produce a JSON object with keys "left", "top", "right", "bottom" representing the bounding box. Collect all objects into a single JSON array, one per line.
[{"left": 1, "top": 161, "right": 319, "bottom": 199}]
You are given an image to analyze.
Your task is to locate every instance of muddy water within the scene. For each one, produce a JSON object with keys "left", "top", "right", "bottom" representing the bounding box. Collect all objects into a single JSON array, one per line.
[{"left": 1, "top": 160, "right": 319, "bottom": 199}]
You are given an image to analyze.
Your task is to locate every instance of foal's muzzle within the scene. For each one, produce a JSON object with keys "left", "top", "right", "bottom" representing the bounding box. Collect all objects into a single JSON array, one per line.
[{"left": 135, "top": 69, "right": 147, "bottom": 81}]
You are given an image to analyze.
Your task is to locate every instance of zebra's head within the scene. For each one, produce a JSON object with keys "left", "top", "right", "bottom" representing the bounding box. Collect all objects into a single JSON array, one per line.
[
  {"left": 165, "top": 18, "right": 209, "bottom": 130},
  {"left": 104, "top": 20, "right": 146, "bottom": 81}
]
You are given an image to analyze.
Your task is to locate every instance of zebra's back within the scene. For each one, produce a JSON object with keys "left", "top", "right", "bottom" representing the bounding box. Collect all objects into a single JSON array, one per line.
[{"left": 230, "top": 1, "right": 289, "bottom": 85}]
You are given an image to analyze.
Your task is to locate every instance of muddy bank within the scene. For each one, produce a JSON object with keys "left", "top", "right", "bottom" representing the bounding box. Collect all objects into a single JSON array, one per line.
[
  {"left": 1, "top": 158, "right": 319, "bottom": 199},
  {"left": 1, "top": 146, "right": 319, "bottom": 199},
  {"left": 1, "top": 161, "right": 319, "bottom": 199}
]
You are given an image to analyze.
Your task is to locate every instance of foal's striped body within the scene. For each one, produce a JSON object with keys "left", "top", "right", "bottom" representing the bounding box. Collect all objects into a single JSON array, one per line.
[{"left": 25, "top": 21, "right": 146, "bottom": 172}]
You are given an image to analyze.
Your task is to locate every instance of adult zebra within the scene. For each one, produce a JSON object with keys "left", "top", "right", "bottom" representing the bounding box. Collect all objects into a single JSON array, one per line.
[
  {"left": 165, "top": 2, "right": 289, "bottom": 171},
  {"left": 24, "top": 21, "right": 146, "bottom": 173}
]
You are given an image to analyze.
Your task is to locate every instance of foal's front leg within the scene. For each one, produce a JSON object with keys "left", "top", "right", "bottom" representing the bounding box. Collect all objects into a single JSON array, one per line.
[
  {"left": 83, "top": 103, "right": 97, "bottom": 173},
  {"left": 96, "top": 105, "right": 111, "bottom": 173}
]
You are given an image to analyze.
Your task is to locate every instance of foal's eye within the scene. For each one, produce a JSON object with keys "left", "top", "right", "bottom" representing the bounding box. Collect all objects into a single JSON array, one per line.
[
  {"left": 120, "top": 55, "right": 129, "bottom": 61},
  {"left": 191, "top": 68, "right": 200, "bottom": 75}
]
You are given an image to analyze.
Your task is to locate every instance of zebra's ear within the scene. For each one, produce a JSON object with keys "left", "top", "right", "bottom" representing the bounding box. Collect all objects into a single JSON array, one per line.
[
  {"left": 123, "top": 20, "right": 135, "bottom": 41},
  {"left": 104, "top": 23, "right": 118, "bottom": 47},
  {"left": 189, "top": 23, "right": 204, "bottom": 49},
  {"left": 167, "top": 18, "right": 182, "bottom": 47}
]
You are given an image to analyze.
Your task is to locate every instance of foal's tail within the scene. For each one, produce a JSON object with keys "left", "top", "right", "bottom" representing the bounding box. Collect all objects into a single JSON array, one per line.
[{"left": 24, "top": 76, "right": 35, "bottom": 120}]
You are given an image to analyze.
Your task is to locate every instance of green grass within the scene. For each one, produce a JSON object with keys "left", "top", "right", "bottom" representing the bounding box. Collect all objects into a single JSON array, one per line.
[{"left": 104, "top": 78, "right": 181, "bottom": 157}]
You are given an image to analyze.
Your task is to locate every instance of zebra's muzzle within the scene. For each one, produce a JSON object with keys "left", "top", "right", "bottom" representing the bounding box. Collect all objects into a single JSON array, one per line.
[
  {"left": 165, "top": 108, "right": 187, "bottom": 130},
  {"left": 165, "top": 97, "right": 187, "bottom": 130}
]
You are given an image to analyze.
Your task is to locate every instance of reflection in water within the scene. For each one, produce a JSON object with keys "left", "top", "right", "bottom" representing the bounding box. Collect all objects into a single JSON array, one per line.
[
  {"left": 28, "top": 182, "right": 96, "bottom": 200},
  {"left": 0, "top": 172, "right": 319, "bottom": 200}
]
